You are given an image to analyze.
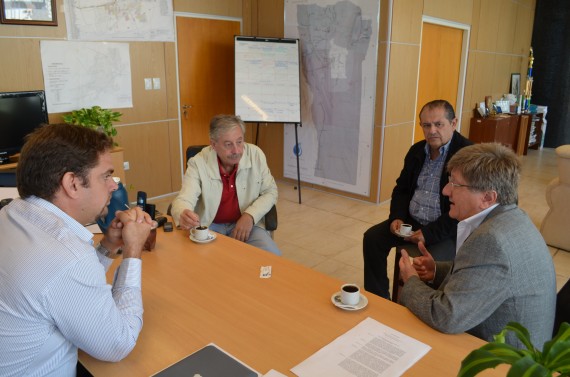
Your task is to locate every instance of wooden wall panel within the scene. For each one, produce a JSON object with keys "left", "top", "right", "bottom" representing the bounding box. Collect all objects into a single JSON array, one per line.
[
  {"left": 391, "top": 0, "right": 422, "bottom": 43},
  {"left": 379, "top": 123, "right": 414, "bottom": 202},
  {"left": 385, "top": 44, "right": 420, "bottom": 126},
  {"left": 514, "top": 2, "right": 535, "bottom": 55},
  {"left": 173, "top": 0, "right": 242, "bottom": 18},
  {"left": 424, "top": 0, "right": 473, "bottom": 25},
  {"left": 168, "top": 120, "right": 183, "bottom": 191},
  {"left": 475, "top": 0, "right": 501, "bottom": 51},
  {"left": 120, "top": 42, "right": 168, "bottom": 124},
  {"left": 114, "top": 122, "right": 173, "bottom": 198},
  {"left": 0, "top": 39, "right": 44, "bottom": 92},
  {"left": 496, "top": 0, "right": 517, "bottom": 54},
  {"left": 492, "top": 54, "right": 513, "bottom": 98}
]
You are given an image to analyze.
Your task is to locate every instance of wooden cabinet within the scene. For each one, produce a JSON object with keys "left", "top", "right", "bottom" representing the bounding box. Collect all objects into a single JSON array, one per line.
[{"left": 469, "top": 115, "right": 531, "bottom": 155}]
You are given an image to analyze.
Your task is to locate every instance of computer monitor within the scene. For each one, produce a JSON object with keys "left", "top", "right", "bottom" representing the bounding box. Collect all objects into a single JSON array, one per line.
[{"left": 0, "top": 90, "right": 49, "bottom": 163}]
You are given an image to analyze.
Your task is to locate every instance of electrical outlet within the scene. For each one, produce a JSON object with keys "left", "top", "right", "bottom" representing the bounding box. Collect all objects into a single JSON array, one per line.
[
  {"left": 123, "top": 161, "right": 130, "bottom": 171},
  {"left": 144, "top": 78, "right": 152, "bottom": 90}
]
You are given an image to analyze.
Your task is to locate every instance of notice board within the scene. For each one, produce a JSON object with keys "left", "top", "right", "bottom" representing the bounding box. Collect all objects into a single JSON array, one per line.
[{"left": 234, "top": 36, "right": 301, "bottom": 123}]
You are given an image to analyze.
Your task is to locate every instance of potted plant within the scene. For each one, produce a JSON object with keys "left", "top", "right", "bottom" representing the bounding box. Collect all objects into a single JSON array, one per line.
[
  {"left": 458, "top": 322, "right": 570, "bottom": 376},
  {"left": 62, "top": 106, "right": 122, "bottom": 140}
]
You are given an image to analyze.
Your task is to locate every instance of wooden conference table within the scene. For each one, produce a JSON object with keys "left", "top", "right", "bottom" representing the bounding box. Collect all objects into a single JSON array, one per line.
[{"left": 80, "top": 227, "right": 504, "bottom": 376}]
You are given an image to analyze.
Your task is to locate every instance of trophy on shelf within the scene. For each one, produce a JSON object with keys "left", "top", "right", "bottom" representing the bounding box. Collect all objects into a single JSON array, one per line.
[{"left": 523, "top": 47, "right": 534, "bottom": 113}]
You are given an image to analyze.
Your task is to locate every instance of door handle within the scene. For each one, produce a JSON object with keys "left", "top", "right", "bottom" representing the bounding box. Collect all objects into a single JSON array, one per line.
[{"left": 182, "top": 104, "right": 192, "bottom": 119}]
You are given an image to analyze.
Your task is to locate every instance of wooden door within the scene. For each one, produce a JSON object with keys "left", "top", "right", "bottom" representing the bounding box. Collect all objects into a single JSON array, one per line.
[
  {"left": 414, "top": 23, "right": 463, "bottom": 142},
  {"left": 176, "top": 17, "right": 240, "bottom": 155}
]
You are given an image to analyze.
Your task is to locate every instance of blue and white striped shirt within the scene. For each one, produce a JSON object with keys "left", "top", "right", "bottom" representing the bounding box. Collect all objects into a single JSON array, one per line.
[
  {"left": 409, "top": 142, "right": 450, "bottom": 225},
  {"left": 0, "top": 196, "right": 143, "bottom": 377}
]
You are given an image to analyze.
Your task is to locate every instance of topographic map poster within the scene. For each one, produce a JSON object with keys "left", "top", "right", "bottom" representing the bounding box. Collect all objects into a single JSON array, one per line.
[
  {"left": 40, "top": 41, "right": 132, "bottom": 113},
  {"left": 284, "top": 0, "right": 379, "bottom": 196},
  {"left": 64, "top": 0, "right": 174, "bottom": 41}
]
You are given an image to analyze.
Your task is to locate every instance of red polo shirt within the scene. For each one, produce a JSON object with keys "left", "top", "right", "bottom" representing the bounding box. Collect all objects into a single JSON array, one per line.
[{"left": 213, "top": 159, "right": 241, "bottom": 224}]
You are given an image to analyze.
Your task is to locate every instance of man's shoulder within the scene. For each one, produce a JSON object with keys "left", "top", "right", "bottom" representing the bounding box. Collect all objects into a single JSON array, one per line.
[{"left": 450, "top": 131, "right": 473, "bottom": 149}]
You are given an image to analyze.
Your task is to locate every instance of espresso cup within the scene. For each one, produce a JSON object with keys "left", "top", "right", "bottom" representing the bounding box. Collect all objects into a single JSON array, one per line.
[
  {"left": 191, "top": 225, "right": 209, "bottom": 241},
  {"left": 399, "top": 224, "right": 412, "bottom": 236},
  {"left": 340, "top": 283, "right": 360, "bottom": 306}
]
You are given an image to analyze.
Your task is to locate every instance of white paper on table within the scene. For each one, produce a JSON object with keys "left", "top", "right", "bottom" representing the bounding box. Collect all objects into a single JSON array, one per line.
[{"left": 291, "top": 317, "right": 431, "bottom": 377}]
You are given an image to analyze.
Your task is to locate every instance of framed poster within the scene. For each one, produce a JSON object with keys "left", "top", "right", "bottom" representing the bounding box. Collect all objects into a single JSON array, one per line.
[
  {"left": 0, "top": 0, "right": 57, "bottom": 26},
  {"left": 511, "top": 73, "right": 521, "bottom": 97}
]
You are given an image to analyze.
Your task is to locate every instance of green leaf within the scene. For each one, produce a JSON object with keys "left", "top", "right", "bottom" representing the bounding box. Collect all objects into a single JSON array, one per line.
[
  {"left": 544, "top": 341, "right": 570, "bottom": 371},
  {"left": 543, "top": 323, "right": 570, "bottom": 357},
  {"left": 503, "top": 322, "right": 539, "bottom": 355},
  {"left": 506, "top": 355, "right": 550, "bottom": 377},
  {"left": 458, "top": 349, "right": 513, "bottom": 377}
]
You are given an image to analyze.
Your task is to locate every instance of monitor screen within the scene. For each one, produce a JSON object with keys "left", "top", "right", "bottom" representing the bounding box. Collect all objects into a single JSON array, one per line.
[{"left": 0, "top": 90, "right": 49, "bottom": 158}]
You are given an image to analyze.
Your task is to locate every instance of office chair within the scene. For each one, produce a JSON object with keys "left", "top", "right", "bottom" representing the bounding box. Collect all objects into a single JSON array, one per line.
[
  {"left": 554, "top": 278, "right": 570, "bottom": 337},
  {"left": 168, "top": 145, "right": 278, "bottom": 233}
]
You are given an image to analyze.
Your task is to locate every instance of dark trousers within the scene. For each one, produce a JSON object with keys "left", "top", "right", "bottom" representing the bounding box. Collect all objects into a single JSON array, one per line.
[{"left": 363, "top": 218, "right": 455, "bottom": 299}]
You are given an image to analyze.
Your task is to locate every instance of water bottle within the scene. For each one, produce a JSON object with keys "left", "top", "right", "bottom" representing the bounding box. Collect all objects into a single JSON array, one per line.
[{"left": 97, "top": 177, "right": 129, "bottom": 233}]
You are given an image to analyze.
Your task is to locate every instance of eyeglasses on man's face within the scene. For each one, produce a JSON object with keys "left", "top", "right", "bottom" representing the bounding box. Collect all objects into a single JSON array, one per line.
[{"left": 447, "top": 174, "right": 472, "bottom": 189}]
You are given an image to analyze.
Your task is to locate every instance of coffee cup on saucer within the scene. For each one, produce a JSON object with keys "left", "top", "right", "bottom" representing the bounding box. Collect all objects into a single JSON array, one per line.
[
  {"left": 191, "top": 225, "right": 209, "bottom": 241},
  {"left": 399, "top": 224, "right": 412, "bottom": 236},
  {"left": 340, "top": 283, "right": 360, "bottom": 306}
]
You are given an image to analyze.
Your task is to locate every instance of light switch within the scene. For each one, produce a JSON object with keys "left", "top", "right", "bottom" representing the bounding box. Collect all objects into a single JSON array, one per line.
[
  {"left": 144, "top": 78, "right": 152, "bottom": 90},
  {"left": 152, "top": 78, "right": 161, "bottom": 90}
]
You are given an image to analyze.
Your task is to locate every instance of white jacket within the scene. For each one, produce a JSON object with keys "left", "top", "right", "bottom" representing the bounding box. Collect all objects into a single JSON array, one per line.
[{"left": 171, "top": 143, "right": 277, "bottom": 229}]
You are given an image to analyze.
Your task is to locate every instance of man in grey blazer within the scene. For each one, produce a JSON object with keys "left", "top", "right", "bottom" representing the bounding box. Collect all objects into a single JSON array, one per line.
[{"left": 398, "top": 143, "right": 556, "bottom": 348}]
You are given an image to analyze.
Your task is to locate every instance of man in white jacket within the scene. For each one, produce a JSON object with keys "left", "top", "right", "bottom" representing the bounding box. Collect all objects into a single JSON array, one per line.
[{"left": 172, "top": 114, "right": 280, "bottom": 255}]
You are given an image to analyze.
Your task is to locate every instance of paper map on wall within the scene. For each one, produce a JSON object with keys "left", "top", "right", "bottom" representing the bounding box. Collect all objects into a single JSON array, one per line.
[
  {"left": 64, "top": 0, "right": 174, "bottom": 41},
  {"left": 284, "top": 0, "right": 379, "bottom": 196},
  {"left": 40, "top": 41, "right": 132, "bottom": 113}
]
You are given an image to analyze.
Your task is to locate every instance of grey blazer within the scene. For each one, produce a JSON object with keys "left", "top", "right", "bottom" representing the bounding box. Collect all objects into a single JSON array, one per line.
[{"left": 400, "top": 204, "right": 556, "bottom": 348}]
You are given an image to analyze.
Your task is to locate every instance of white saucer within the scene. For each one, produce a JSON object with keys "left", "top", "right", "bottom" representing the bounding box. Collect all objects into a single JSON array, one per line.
[
  {"left": 331, "top": 292, "right": 368, "bottom": 311},
  {"left": 189, "top": 231, "right": 217, "bottom": 244},
  {"left": 396, "top": 230, "right": 413, "bottom": 238}
]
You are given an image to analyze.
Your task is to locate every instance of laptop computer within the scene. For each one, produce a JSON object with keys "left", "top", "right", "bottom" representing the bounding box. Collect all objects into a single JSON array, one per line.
[{"left": 152, "top": 343, "right": 259, "bottom": 377}]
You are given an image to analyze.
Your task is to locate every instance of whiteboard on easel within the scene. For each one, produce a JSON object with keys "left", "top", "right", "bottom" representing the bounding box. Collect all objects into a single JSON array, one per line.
[{"left": 234, "top": 36, "right": 301, "bottom": 123}]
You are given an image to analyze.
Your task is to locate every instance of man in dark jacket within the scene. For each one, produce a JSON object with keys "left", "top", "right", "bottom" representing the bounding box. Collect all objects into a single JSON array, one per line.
[{"left": 363, "top": 99, "right": 472, "bottom": 299}]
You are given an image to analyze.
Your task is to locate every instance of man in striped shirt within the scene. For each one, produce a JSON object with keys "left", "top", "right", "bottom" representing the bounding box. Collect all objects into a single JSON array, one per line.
[{"left": 0, "top": 124, "right": 153, "bottom": 376}]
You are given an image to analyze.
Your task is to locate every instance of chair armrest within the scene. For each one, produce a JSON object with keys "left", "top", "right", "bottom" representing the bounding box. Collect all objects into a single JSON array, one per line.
[{"left": 264, "top": 205, "right": 278, "bottom": 231}]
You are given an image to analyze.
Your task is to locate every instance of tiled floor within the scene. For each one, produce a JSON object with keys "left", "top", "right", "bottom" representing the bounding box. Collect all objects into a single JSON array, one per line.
[{"left": 153, "top": 147, "right": 569, "bottom": 296}]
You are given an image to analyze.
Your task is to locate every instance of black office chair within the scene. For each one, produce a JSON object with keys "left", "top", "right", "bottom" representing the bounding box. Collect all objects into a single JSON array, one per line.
[
  {"left": 169, "top": 145, "right": 278, "bottom": 233},
  {"left": 554, "top": 278, "right": 570, "bottom": 337}
]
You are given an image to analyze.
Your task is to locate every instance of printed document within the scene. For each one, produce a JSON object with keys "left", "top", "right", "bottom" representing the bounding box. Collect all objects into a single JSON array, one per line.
[{"left": 291, "top": 317, "right": 431, "bottom": 377}]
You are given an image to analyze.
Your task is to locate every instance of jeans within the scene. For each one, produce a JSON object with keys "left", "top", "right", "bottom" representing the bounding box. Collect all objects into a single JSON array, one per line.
[{"left": 209, "top": 222, "right": 281, "bottom": 256}]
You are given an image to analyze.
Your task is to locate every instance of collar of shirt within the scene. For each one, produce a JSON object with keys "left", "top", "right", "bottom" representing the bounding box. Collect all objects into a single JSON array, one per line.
[
  {"left": 217, "top": 156, "right": 237, "bottom": 176},
  {"left": 456, "top": 203, "right": 499, "bottom": 253},
  {"left": 423, "top": 138, "right": 452, "bottom": 159},
  {"left": 26, "top": 196, "right": 94, "bottom": 245}
]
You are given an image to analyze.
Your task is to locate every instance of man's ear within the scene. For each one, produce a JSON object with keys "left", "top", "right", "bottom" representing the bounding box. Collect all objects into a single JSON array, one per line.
[
  {"left": 481, "top": 190, "right": 498, "bottom": 208},
  {"left": 60, "top": 172, "right": 81, "bottom": 199}
]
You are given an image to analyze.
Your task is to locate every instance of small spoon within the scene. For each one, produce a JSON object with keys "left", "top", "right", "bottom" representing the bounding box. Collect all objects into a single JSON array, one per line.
[{"left": 334, "top": 295, "right": 356, "bottom": 309}]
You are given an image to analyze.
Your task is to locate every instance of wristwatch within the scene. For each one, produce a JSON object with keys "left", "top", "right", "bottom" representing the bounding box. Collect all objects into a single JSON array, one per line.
[{"left": 96, "top": 243, "right": 122, "bottom": 258}]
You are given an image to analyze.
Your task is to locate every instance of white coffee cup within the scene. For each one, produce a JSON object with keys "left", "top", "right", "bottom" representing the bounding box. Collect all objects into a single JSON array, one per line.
[
  {"left": 340, "top": 283, "right": 360, "bottom": 306},
  {"left": 191, "top": 225, "right": 209, "bottom": 241},
  {"left": 399, "top": 224, "right": 412, "bottom": 236}
]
